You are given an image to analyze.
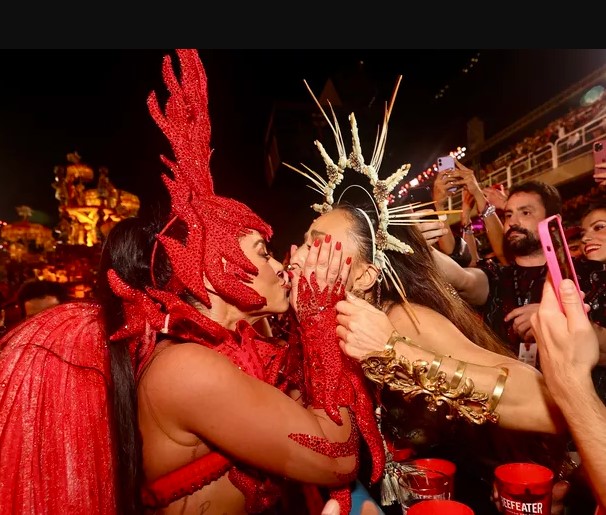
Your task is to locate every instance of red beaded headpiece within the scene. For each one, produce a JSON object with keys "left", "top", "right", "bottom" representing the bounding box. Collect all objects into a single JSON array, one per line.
[
  {"left": 108, "top": 49, "right": 272, "bottom": 357},
  {"left": 146, "top": 48, "right": 272, "bottom": 307}
]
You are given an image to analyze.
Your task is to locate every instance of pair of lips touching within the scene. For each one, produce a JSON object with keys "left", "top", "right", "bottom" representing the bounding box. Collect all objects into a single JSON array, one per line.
[{"left": 281, "top": 263, "right": 299, "bottom": 290}]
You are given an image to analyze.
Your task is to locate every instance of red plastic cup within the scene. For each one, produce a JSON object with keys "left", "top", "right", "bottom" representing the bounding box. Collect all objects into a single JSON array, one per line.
[
  {"left": 407, "top": 499, "right": 474, "bottom": 514},
  {"left": 399, "top": 458, "right": 457, "bottom": 514},
  {"left": 494, "top": 462, "right": 554, "bottom": 515}
]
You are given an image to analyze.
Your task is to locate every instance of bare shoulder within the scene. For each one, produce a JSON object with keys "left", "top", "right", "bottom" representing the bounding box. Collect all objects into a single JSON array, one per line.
[
  {"left": 388, "top": 302, "right": 449, "bottom": 332},
  {"left": 141, "top": 342, "right": 241, "bottom": 395}
]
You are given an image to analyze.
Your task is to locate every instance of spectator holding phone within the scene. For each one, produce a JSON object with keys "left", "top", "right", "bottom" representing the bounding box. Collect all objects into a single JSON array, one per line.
[
  {"left": 431, "top": 167, "right": 474, "bottom": 267},
  {"left": 531, "top": 278, "right": 606, "bottom": 513},
  {"left": 444, "top": 159, "right": 508, "bottom": 265}
]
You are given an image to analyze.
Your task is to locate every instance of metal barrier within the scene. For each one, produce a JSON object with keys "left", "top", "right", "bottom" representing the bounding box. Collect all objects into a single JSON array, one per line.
[{"left": 448, "top": 111, "right": 606, "bottom": 211}]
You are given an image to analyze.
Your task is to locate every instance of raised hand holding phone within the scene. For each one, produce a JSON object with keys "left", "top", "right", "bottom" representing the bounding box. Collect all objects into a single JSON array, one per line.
[
  {"left": 437, "top": 155, "right": 459, "bottom": 193},
  {"left": 537, "top": 214, "right": 585, "bottom": 314}
]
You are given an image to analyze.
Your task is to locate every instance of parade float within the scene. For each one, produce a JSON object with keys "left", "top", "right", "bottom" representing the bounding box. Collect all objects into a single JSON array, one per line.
[{"left": 0, "top": 152, "right": 140, "bottom": 305}]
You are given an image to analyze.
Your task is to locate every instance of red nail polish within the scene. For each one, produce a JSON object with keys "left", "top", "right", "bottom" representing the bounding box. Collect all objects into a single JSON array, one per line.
[
  {"left": 314, "top": 238, "right": 321, "bottom": 247},
  {"left": 346, "top": 256, "right": 352, "bottom": 264},
  {"left": 287, "top": 270, "right": 294, "bottom": 279},
  {"left": 324, "top": 234, "right": 331, "bottom": 243},
  {"left": 335, "top": 241, "right": 342, "bottom": 251}
]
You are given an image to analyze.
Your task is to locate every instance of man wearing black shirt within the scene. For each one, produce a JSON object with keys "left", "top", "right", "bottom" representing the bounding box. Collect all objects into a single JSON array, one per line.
[{"left": 429, "top": 180, "right": 606, "bottom": 385}]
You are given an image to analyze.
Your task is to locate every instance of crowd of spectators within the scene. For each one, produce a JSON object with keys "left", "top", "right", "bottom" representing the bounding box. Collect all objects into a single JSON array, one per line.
[{"left": 478, "top": 91, "right": 606, "bottom": 181}]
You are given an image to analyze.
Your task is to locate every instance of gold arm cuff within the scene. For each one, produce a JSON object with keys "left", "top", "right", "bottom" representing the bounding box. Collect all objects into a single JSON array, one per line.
[
  {"left": 449, "top": 360, "right": 468, "bottom": 390},
  {"left": 384, "top": 330, "right": 412, "bottom": 353},
  {"left": 361, "top": 339, "right": 506, "bottom": 426},
  {"left": 427, "top": 355, "right": 444, "bottom": 380},
  {"left": 488, "top": 367, "right": 509, "bottom": 413}
]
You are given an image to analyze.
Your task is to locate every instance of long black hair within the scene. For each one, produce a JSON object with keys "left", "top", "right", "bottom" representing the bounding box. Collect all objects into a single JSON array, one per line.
[
  {"left": 95, "top": 214, "right": 174, "bottom": 514},
  {"left": 335, "top": 202, "right": 514, "bottom": 357}
]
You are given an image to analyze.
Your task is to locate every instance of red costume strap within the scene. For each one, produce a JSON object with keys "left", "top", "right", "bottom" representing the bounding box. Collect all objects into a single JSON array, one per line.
[
  {"left": 0, "top": 302, "right": 116, "bottom": 514},
  {"left": 141, "top": 452, "right": 231, "bottom": 508}
]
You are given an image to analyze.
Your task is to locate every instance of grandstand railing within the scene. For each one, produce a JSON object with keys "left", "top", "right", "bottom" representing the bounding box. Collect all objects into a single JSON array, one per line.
[{"left": 449, "top": 111, "right": 606, "bottom": 211}]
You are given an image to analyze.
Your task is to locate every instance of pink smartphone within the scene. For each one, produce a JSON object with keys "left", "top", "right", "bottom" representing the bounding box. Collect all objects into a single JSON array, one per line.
[
  {"left": 538, "top": 214, "right": 584, "bottom": 312},
  {"left": 593, "top": 139, "right": 606, "bottom": 182}
]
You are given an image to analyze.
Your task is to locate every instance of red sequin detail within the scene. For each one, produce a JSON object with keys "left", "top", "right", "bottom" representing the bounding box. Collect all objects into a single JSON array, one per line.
[
  {"left": 146, "top": 49, "right": 272, "bottom": 312},
  {"left": 142, "top": 452, "right": 231, "bottom": 508},
  {"left": 293, "top": 273, "right": 386, "bottom": 514}
]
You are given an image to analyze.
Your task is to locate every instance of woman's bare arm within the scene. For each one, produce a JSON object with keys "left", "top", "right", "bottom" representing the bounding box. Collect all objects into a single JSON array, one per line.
[
  {"left": 336, "top": 295, "right": 566, "bottom": 434},
  {"left": 141, "top": 343, "right": 357, "bottom": 486}
]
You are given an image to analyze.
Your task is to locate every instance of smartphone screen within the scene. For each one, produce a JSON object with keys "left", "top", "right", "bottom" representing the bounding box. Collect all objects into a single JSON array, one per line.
[
  {"left": 538, "top": 214, "right": 584, "bottom": 312},
  {"left": 593, "top": 139, "right": 606, "bottom": 182},
  {"left": 437, "top": 155, "right": 459, "bottom": 193}
]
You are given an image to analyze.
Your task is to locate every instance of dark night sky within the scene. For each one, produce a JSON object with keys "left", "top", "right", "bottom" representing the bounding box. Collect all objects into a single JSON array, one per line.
[{"left": 0, "top": 49, "right": 605, "bottom": 257}]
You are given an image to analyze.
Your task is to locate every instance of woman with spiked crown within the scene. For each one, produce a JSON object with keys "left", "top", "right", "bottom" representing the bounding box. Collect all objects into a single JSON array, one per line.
[
  {"left": 0, "top": 49, "right": 386, "bottom": 515},
  {"left": 285, "top": 77, "right": 573, "bottom": 512}
]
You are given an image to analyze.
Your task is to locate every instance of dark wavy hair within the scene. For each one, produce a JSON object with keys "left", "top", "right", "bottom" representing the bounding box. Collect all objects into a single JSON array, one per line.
[
  {"left": 581, "top": 200, "right": 606, "bottom": 221},
  {"left": 334, "top": 202, "right": 514, "bottom": 357},
  {"left": 507, "top": 180, "right": 562, "bottom": 217}
]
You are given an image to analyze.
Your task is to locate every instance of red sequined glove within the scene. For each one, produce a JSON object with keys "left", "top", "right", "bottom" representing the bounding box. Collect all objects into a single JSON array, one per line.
[
  {"left": 292, "top": 272, "right": 386, "bottom": 514},
  {"left": 296, "top": 271, "right": 348, "bottom": 422}
]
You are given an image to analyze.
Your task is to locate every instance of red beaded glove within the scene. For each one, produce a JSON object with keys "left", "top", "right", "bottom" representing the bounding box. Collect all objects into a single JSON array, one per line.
[
  {"left": 291, "top": 272, "right": 386, "bottom": 514},
  {"left": 296, "top": 272, "right": 348, "bottom": 422}
]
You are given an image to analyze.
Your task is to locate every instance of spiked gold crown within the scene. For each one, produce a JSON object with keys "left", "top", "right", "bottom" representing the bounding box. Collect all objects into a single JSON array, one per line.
[{"left": 284, "top": 76, "right": 453, "bottom": 302}]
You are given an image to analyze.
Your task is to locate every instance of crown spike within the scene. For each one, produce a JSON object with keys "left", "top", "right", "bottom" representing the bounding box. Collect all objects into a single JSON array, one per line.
[{"left": 303, "top": 80, "right": 348, "bottom": 166}]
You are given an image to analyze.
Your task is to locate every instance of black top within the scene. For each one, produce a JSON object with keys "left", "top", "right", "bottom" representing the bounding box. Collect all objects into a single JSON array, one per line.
[
  {"left": 478, "top": 257, "right": 606, "bottom": 352},
  {"left": 478, "top": 256, "right": 606, "bottom": 403}
]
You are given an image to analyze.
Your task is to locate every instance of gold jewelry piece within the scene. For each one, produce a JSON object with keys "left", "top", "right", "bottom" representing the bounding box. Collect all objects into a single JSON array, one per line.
[
  {"left": 361, "top": 337, "right": 505, "bottom": 425},
  {"left": 384, "top": 330, "right": 412, "bottom": 353},
  {"left": 449, "top": 360, "right": 468, "bottom": 390},
  {"left": 488, "top": 367, "right": 508, "bottom": 413},
  {"left": 426, "top": 355, "right": 443, "bottom": 380}
]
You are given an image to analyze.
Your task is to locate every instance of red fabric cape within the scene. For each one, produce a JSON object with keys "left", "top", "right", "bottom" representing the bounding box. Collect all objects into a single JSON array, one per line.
[{"left": 0, "top": 302, "right": 116, "bottom": 514}]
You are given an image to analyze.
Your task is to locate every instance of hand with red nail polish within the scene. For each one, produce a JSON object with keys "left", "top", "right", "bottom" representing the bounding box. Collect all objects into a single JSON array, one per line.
[{"left": 290, "top": 233, "right": 353, "bottom": 319}]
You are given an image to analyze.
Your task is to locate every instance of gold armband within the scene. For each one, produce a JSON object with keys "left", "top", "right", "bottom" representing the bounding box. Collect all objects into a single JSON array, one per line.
[
  {"left": 361, "top": 332, "right": 508, "bottom": 425},
  {"left": 384, "top": 330, "right": 412, "bottom": 353}
]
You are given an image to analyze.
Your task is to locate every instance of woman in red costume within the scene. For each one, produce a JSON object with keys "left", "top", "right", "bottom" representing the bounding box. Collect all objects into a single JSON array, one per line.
[{"left": 0, "top": 49, "right": 384, "bottom": 515}]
